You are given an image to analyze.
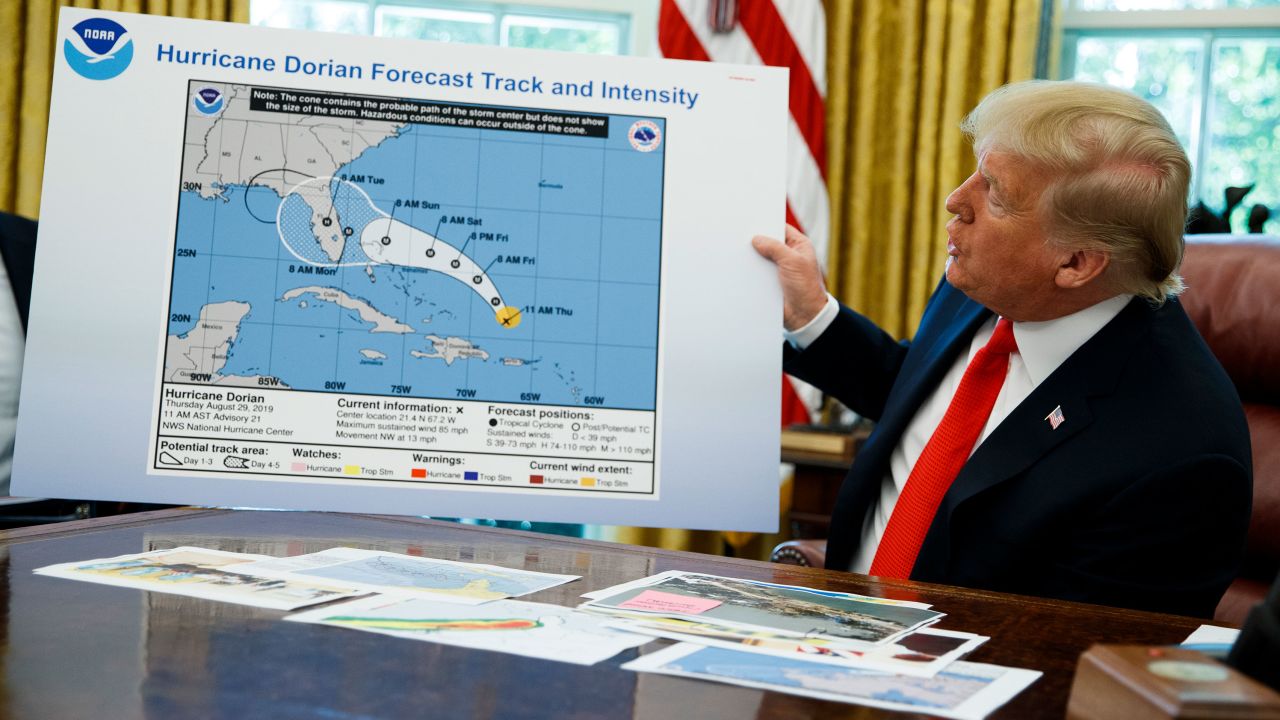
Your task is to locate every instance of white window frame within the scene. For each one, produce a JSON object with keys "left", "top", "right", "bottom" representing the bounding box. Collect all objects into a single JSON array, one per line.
[
  {"left": 1058, "top": 3, "right": 1280, "bottom": 215},
  {"left": 1062, "top": 5, "right": 1280, "bottom": 30},
  {"left": 256, "top": 0, "right": 658, "bottom": 56}
]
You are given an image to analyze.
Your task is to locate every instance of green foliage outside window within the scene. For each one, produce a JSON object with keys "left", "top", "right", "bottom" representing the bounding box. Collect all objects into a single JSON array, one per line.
[
  {"left": 1201, "top": 40, "right": 1280, "bottom": 232},
  {"left": 1069, "top": 33, "right": 1280, "bottom": 233},
  {"left": 378, "top": 11, "right": 496, "bottom": 45},
  {"left": 505, "top": 21, "right": 620, "bottom": 54}
]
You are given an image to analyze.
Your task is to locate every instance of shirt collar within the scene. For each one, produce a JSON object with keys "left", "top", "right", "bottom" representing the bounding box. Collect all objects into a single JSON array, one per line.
[{"left": 1008, "top": 294, "right": 1133, "bottom": 387}]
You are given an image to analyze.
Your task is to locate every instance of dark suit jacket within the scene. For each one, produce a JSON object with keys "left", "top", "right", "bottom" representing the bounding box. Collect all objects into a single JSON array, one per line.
[
  {"left": 784, "top": 280, "right": 1252, "bottom": 617},
  {"left": 0, "top": 211, "right": 36, "bottom": 333}
]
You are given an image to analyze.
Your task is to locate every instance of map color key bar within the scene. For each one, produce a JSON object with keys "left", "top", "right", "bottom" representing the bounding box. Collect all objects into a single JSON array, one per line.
[{"left": 152, "top": 436, "right": 656, "bottom": 496}]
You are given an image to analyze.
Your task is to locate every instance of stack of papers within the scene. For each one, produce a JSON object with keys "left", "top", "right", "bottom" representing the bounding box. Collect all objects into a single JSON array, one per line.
[
  {"left": 34, "top": 545, "right": 649, "bottom": 666},
  {"left": 578, "top": 571, "right": 1041, "bottom": 719},
  {"left": 36, "top": 550, "right": 1043, "bottom": 716},
  {"left": 580, "top": 571, "right": 948, "bottom": 645}
]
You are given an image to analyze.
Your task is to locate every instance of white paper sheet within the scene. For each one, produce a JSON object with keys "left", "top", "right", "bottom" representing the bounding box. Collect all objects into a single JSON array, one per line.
[
  {"left": 34, "top": 546, "right": 366, "bottom": 610},
  {"left": 1182, "top": 624, "right": 1240, "bottom": 646},
  {"left": 1181, "top": 623, "right": 1241, "bottom": 658},
  {"left": 623, "top": 643, "right": 1041, "bottom": 720},
  {"left": 287, "top": 594, "right": 652, "bottom": 665},
  {"left": 609, "top": 617, "right": 986, "bottom": 677},
  {"left": 229, "top": 546, "right": 578, "bottom": 604}
]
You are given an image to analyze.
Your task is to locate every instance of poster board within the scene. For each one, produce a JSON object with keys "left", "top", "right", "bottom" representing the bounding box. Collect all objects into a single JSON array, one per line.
[{"left": 13, "top": 9, "right": 787, "bottom": 531}]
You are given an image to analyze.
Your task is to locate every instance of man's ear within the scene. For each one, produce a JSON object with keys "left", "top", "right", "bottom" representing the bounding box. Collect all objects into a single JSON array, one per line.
[{"left": 1055, "top": 248, "right": 1110, "bottom": 289}]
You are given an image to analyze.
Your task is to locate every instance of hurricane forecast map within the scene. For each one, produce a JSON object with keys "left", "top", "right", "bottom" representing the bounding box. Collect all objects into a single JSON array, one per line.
[{"left": 152, "top": 81, "right": 665, "bottom": 496}]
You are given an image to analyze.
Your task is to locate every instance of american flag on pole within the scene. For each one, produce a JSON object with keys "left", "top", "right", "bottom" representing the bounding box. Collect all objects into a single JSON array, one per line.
[{"left": 658, "top": 0, "right": 829, "bottom": 425}]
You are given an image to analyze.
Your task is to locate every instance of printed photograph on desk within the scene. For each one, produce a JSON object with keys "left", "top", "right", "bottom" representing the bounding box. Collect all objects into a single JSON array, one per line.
[
  {"left": 227, "top": 546, "right": 578, "bottom": 604},
  {"left": 580, "top": 572, "right": 943, "bottom": 643},
  {"left": 606, "top": 615, "right": 987, "bottom": 677},
  {"left": 583, "top": 571, "right": 933, "bottom": 608},
  {"left": 286, "top": 594, "right": 651, "bottom": 665},
  {"left": 623, "top": 644, "right": 1041, "bottom": 720},
  {"left": 33, "top": 547, "right": 366, "bottom": 611}
]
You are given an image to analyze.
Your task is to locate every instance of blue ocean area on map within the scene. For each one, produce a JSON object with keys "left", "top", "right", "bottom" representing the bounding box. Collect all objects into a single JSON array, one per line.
[{"left": 168, "top": 111, "right": 663, "bottom": 411}]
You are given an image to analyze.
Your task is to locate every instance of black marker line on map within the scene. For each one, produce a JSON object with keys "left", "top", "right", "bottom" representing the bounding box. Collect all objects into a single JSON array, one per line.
[{"left": 243, "top": 167, "right": 317, "bottom": 224}]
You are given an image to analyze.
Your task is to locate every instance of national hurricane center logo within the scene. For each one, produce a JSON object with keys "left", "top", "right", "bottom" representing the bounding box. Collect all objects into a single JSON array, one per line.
[
  {"left": 192, "top": 87, "right": 225, "bottom": 115},
  {"left": 628, "top": 120, "right": 662, "bottom": 152},
  {"left": 64, "top": 18, "right": 133, "bottom": 81}
]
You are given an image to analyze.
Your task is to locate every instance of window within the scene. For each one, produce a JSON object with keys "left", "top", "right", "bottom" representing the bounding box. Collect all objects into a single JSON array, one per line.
[
  {"left": 1059, "top": 1, "right": 1280, "bottom": 233},
  {"left": 251, "top": 0, "right": 651, "bottom": 57}
]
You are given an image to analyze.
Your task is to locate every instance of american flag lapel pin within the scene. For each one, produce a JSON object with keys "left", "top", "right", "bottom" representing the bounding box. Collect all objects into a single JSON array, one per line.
[{"left": 1045, "top": 405, "right": 1065, "bottom": 430}]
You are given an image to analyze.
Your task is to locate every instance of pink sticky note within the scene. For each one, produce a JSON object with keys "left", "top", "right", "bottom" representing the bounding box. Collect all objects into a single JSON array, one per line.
[{"left": 617, "top": 589, "right": 722, "bottom": 614}]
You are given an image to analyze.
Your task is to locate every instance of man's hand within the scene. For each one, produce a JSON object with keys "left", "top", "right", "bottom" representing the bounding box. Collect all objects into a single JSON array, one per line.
[{"left": 752, "top": 225, "right": 830, "bottom": 331}]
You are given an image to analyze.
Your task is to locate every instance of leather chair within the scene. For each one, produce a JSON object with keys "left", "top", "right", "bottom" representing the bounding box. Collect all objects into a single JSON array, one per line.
[
  {"left": 772, "top": 236, "right": 1280, "bottom": 623},
  {"left": 1180, "top": 236, "right": 1280, "bottom": 623}
]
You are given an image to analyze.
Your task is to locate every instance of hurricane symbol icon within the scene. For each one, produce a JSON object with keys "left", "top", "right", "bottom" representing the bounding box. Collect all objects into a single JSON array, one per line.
[{"left": 64, "top": 17, "right": 133, "bottom": 81}]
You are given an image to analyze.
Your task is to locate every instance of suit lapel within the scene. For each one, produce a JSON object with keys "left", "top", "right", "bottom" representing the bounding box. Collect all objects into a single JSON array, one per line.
[{"left": 935, "top": 297, "right": 1151, "bottom": 532}]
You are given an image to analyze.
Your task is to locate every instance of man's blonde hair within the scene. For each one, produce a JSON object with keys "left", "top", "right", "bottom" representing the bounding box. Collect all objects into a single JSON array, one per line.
[{"left": 961, "top": 80, "right": 1190, "bottom": 303}]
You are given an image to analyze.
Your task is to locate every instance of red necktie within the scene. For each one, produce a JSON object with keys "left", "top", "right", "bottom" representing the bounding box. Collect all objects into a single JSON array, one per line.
[{"left": 869, "top": 317, "right": 1018, "bottom": 579}]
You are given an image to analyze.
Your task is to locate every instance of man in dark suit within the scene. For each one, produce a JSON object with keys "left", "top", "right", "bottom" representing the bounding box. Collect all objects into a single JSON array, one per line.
[
  {"left": 753, "top": 81, "right": 1252, "bottom": 618},
  {"left": 0, "top": 210, "right": 36, "bottom": 496},
  {"left": 0, "top": 211, "right": 36, "bottom": 331}
]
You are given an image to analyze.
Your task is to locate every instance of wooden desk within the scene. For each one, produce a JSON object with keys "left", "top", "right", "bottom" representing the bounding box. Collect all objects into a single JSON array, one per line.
[{"left": 0, "top": 508, "right": 1205, "bottom": 719}]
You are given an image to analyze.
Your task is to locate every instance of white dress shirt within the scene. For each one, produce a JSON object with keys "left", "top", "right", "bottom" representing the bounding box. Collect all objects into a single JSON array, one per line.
[
  {"left": 786, "top": 291, "right": 1131, "bottom": 573},
  {"left": 0, "top": 259, "right": 25, "bottom": 497}
]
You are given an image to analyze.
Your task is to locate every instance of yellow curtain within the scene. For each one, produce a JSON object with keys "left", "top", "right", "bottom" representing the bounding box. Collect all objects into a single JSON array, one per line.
[
  {"left": 827, "top": 0, "right": 1041, "bottom": 339},
  {"left": 604, "top": 0, "right": 1040, "bottom": 558},
  {"left": 0, "top": 0, "right": 249, "bottom": 219}
]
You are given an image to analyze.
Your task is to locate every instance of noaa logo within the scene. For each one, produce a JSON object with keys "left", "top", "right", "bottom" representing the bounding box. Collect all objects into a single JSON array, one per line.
[
  {"left": 628, "top": 120, "right": 662, "bottom": 152},
  {"left": 64, "top": 18, "right": 133, "bottom": 81},
  {"left": 192, "top": 87, "right": 225, "bottom": 115}
]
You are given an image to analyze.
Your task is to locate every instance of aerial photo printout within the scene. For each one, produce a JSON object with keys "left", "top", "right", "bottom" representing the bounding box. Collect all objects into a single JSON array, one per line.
[
  {"left": 623, "top": 644, "right": 1042, "bottom": 720},
  {"left": 582, "top": 573, "right": 944, "bottom": 643},
  {"left": 33, "top": 547, "right": 365, "bottom": 611}
]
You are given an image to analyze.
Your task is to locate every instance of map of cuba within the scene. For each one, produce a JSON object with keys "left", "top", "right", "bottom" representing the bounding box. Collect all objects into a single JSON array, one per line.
[{"left": 166, "top": 82, "right": 663, "bottom": 411}]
